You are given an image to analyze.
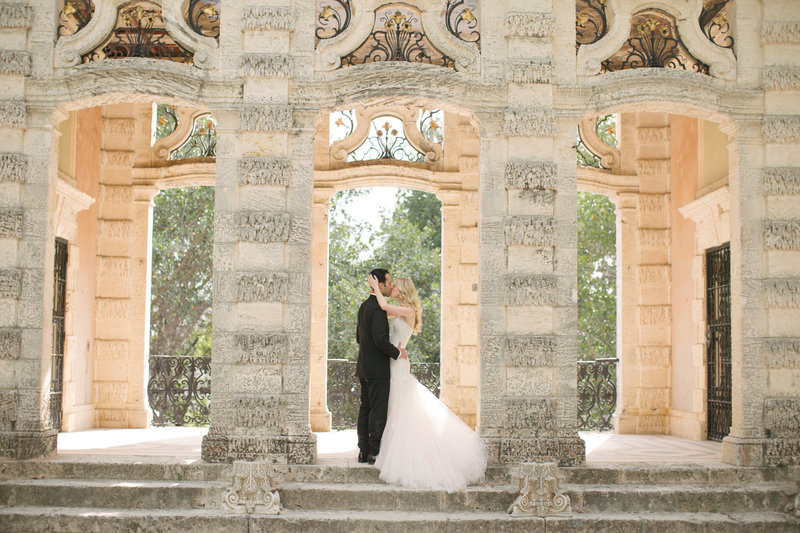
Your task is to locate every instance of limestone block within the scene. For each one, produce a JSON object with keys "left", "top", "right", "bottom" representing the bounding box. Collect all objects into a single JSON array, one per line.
[
  {"left": 236, "top": 302, "right": 283, "bottom": 330},
  {"left": 237, "top": 273, "right": 289, "bottom": 302},
  {"left": 506, "top": 59, "right": 555, "bottom": 84},
  {"left": 505, "top": 159, "right": 556, "bottom": 190},
  {"left": 768, "top": 369, "right": 800, "bottom": 395},
  {"left": 639, "top": 194, "right": 669, "bottom": 213},
  {"left": 763, "top": 338, "right": 800, "bottom": 368},
  {"left": 763, "top": 219, "right": 800, "bottom": 250},
  {"left": 100, "top": 150, "right": 134, "bottom": 168},
  {"left": 768, "top": 309, "right": 800, "bottom": 336},
  {"left": 0, "top": 5, "right": 33, "bottom": 29},
  {"left": 504, "top": 216, "right": 556, "bottom": 246},
  {"left": 504, "top": 13, "right": 555, "bottom": 37},
  {"left": 763, "top": 65, "right": 800, "bottom": 90},
  {"left": 240, "top": 54, "right": 293, "bottom": 78},
  {"left": 0, "top": 152, "right": 26, "bottom": 183},
  {"left": 0, "top": 328, "right": 20, "bottom": 359},
  {"left": 507, "top": 246, "right": 554, "bottom": 274},
  {"left": 95, "top": 339, "right": 128, "bottom": 361},
  {"left": 239, "top": 132, "right": 288, "bottom": 156},
  {"left": 762, "top": 21, "right": 800, "bottom": 44},
  {"left": 505, "top": 275, "right": 558, "bottom": 306},
  {"left": 638, "top": 229, "right": 671, "bottom": 248},
  {"left": 507, "top": 306, "right": 553, "bottom": 335},
  {"left": 504, "top": 398, "right": 556, "bottom": 432},
  {"left": 238, "top": 242, "right": 285, "bottom": 271},
  {"left": 233, "top": 365, "right": 283, "bottom": 395},
  {"left": 506, "top": 367, "right": 554, "bottom": 397},
  {"left": 458, "top": 305, "right": 478, "bottom": 345},
  {"left": 504, "top": 109, "right": 556, "bottom": 137},
  {"left": 504, "top": 335, "right": 557, "bottom": 367},
  {"left": 237, "top": 212, "right": 291, "bottom": 243},
  {"left": 764, "top": 397, "right": 800, "bottom": 437},
  {"left": 763, "top": 116, "right": 800, "bottom": 143},
  {"left": 93, "top": 381, "right": 128, "bottom": 406},
  {"left": 233, "top": 395, "right": 286, "bottom": 429},
  {"left": 239, "top": 106, "right": 292, "bottom": 132},
  {"left": 637, "top": 265, "right": 670, "bottom": 285},
  {"left": 764, "top": 279, "right": 800, "bottom": 308},
  {"left": 0, "top": 101, "right": 25, "bottom": 129},
  {"left": 508, "top": 190, "right": 555, "bottom": 216},
  {"left": 0, "top": 207, "right": 22, "bottom": 238},
  {"left": 241, "top": 6, "right": 294, "bottom": 31},
  {"left": 638, "top": 388, "right": 669, "bottom": 410},
  {"left": 0, "top": 268, "right": 20, "bottom": 299}
]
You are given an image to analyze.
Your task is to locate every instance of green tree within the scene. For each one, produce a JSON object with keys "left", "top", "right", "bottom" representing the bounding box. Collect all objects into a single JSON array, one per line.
[
  {"left": 326, "top": 188, "right": 442, "bottom": 364},
  {"left": 577, "top": 191, "right": 617, "bottom": 360},
  {"left": 149, "top": 187, "right": 214, "bottom": 357}
]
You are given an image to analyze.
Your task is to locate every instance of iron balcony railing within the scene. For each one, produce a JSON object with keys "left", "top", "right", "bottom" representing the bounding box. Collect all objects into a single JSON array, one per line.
[
  {"left": 147, "top": 355, "right": 618, "bottom": 432},
  {"left": 577, "top": 358, "right": 618, "bottom": 431},
  {"left": 147, "top": 355, "right": 211, "bottom": 426}
]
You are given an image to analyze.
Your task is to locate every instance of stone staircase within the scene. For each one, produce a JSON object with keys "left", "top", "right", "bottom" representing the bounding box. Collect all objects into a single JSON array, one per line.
[{"left": 0, "top": 458, "right": 798, "bottom": 532}]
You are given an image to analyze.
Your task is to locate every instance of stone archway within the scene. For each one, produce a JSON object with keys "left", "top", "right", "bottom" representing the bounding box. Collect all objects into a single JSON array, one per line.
[{"left": 307, "top": 104, "right": 481, "bottom": 432}]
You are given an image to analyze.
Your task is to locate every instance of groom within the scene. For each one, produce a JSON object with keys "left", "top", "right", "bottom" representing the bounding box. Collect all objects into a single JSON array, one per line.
[{"left": 355, "top": 268, "right": 407, "bottom": 464}]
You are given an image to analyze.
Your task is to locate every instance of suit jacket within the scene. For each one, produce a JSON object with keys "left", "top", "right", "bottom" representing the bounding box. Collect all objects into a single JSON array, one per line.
[{"left": 355, "top": 295, "right": 400, "bottom": 380}]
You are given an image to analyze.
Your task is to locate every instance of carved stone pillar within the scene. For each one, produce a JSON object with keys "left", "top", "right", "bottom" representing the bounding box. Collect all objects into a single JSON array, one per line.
[{"left": 309, "top": 190, "right": 333, "bottom": 432}]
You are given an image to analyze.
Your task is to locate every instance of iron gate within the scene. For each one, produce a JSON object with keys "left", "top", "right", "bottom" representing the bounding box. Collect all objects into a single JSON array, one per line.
[
  {"left": 50, "top": 238, "right": 68, "bottom": 431},
  {"left": 706, "top": 243, "right": 731, "bottom": 441}
]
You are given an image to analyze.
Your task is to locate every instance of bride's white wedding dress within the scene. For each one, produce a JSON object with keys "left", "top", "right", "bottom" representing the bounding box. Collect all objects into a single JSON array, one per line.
[{"left": 375, "top": 317, "right": 487, "bottom": 492}]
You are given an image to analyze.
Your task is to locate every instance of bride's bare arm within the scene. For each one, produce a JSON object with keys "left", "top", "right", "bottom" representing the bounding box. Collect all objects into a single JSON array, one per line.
[{"left": 367, "top": 274, "right": 414, "bottom": 321}]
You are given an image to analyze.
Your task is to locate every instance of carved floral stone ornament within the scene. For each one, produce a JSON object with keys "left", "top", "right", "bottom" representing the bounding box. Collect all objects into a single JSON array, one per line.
[
  {"left": 223, "top": 461, "right": 282, "bottom": 514},
  {"left": 508, "top": 462, "right": 572, "bottom": 517},
  {"left": 54, "top": 0, "right": 219, "bottom": 69}
]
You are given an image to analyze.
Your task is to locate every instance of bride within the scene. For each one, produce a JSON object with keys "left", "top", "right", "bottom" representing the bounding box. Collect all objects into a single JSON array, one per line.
[{"left": 366, "top": 274, "right": 487, "bottom": 492}]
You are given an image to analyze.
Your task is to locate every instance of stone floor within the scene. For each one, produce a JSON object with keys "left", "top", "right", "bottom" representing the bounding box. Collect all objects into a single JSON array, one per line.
[{"left": 56, "top": 428, "right": 723, "bottom": 464}]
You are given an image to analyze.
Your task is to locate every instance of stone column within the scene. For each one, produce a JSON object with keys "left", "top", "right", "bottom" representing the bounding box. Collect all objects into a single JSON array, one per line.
[
  {"left": 309, "top": 191, "right": 333, "bottom": 432},
  {"left": 202, "top": 1, "right": 316, "bottom": 463}
]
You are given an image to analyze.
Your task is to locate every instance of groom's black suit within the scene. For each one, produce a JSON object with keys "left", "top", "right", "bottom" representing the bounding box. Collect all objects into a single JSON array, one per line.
[{"left": 356, "top": 294, "right": 400, "bottom": 458}]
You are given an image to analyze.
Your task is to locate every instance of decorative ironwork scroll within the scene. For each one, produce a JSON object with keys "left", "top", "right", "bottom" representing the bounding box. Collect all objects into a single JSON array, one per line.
[
  {"left": 327, "top": 359, "right": 440, "bottom": 429},
  {"left": 58, "top": 0, "right": 94, "bottom": 37},
  {"left": 316, "top": 0, "right": 352, "bottom": 44},
  {"left": 444, "top": 0, "right": 480, "bottom": 48},
  {"left": 171, "top": 114, "right": 217, "bottom": 159},
  {"left": 575, "top": 0, "right": 608, "bottom": 47},
  {"left": 330, "top": 109, "right": 356, "bottom": 144},
  {"left": 577, "top": 358, "right": 617, "bottom": 431},
  {"left": 700, "top": 0, "right": 734, "bottom": 49},
  {"left": 82, "top": 1, "right": 194, "bottom": 65},
  {"left": 50, "top": 238, "right": 68, "bottom": 432},
  {"left": 184, "top": 0, "right": 220, "bottom": 41},
  {"left": 418, "top": 108, "right": 444, "bottom": 145},
  {"left": 155, "top": 103, "right": 178, "bottom": 139},
  {"left": 341, "top": 4, "right": 454, "bottom": 68},
  {"left": 706, "top": 243, "right": 731, "bottom": 442},
  {"left": 601, "top": 9, "right": 709, "bottom": 74},
  {"left": 349, "top": 115, "right": 427, "bottom": 163},
  {"left": 148, "top": 355, "right": 211, "bottom": 426}
]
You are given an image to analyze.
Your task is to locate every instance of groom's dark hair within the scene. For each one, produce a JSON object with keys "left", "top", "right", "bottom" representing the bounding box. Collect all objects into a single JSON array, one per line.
[{"left": 370, "top": 268, "right": 390, "bottom": 284}]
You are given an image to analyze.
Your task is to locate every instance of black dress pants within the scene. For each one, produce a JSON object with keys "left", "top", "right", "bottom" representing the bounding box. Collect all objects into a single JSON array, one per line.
[{"left": 357, "top": 377, "right": 390, "bottom": 456}]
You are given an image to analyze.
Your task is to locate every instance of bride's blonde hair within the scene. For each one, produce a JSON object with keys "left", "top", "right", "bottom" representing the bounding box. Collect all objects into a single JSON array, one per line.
[{"left": 394, "top": 277, "right": 422, "bottom": 334}]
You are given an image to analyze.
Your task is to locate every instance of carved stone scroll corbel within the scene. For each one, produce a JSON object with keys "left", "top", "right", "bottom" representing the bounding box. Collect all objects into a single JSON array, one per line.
[
  {"left": 508, "top": 462, "right": 572, "bottom": 517},
  {"left": 579, "top": 117, "right": 620, "bottom": 173},
  {"left": 223, "top": 461, "right": 282, "bottom": 514}
]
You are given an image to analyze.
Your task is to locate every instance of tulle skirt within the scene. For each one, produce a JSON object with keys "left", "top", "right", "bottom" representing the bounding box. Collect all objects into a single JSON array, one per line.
[{"left": 375, "top": 358, "right": 487, "bottom": 492}]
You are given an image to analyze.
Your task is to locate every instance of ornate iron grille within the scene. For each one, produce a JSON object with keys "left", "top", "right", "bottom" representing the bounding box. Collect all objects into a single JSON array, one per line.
[
  {"left": 348, "top": 116, "right": 427, "bottom": 163},
  {"left": 82, "top": 1, "right": 193, "bottom": 65},
  {"left": 341, "top": 5, "right": 454, "bottom": 68},
  {"left": 58, "top": 0, "right": 94, "bottom": 37},
  {"left": 50, "top": 238, "right": 68, "bottom": 432},
  {"left": 147, "top": 355, "right": 211, "bottom": 426},
  {"left": 327, "top": 359, "right": 440, "bottom": 429},
  {"left": 706, "top": 244, "right": 731, "bottom": 442},
  {"left": 170, "top": 114, "right": 217, "bottom": 160},
  {"left": 576, "top": 0, "right": 609, "bottom": 47},
  {"left": 316, "top": 0, "right": 353, "bottom": 45},
  {"left": 184, "top": 0, "right": 219, "bottom": 41},
  {"left": 577, "top": 358, "right": 618, "bottom": 431},
  {"left": 601, "top": 9, "right": 709, "bottom": 74},
  {"left": 700, "top": 0, "right": 734, "bottom": 50},
  {"left": 444, "top": 0, "right": 480, "bottom": 47}
]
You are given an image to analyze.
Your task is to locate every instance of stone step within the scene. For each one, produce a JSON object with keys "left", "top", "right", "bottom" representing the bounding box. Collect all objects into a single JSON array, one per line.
[
  {"left": 0, "top": 478, "right": 229, "bottom": 511},
  {"left": 3, "top": 477, "right": 793, "bottom": 515},
  {"left": 0, "top": 507, "right": 797, "bottom": 533},
  {"left": 2, "top": 458, "right": 796, "bottom": 486}
]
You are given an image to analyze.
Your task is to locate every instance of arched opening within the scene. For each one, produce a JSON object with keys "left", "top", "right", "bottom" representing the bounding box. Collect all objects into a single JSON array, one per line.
[{"left": 325, "top": 186, "right": 443, "bottom": 429}]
